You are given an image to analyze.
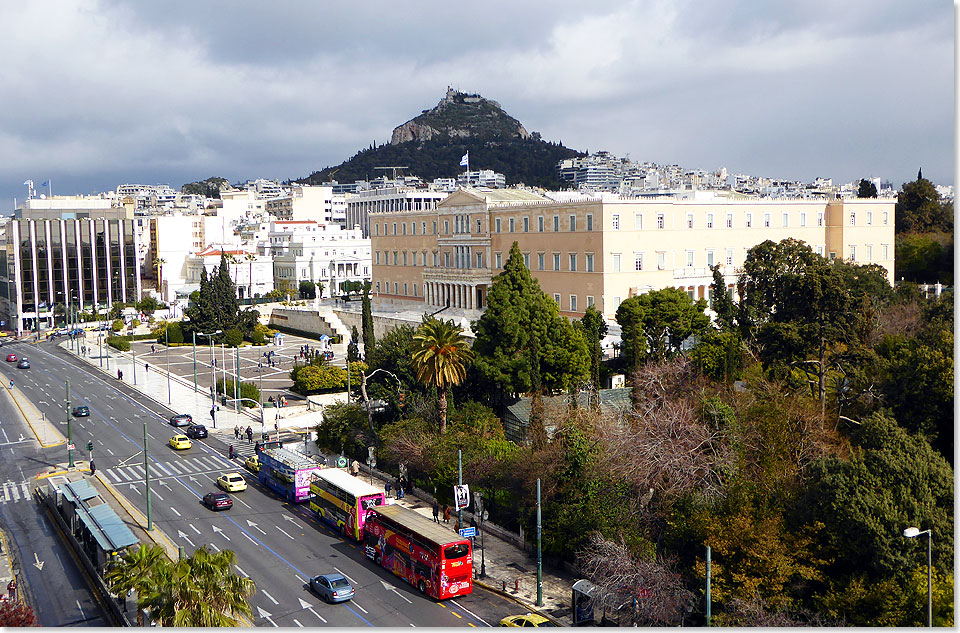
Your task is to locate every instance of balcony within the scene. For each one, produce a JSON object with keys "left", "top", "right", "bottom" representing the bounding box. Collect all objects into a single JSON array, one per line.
[{"left": 422, "top": 266, "right": 493, "bottom": 284}]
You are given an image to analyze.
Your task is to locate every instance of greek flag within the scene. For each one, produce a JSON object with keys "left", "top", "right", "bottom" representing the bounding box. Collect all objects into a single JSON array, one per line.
[
  {"left": 22, "top": 180, "right": 32, "bottom": 186},
  {"left": 41, "top": 180, "right": 50, "bottom": 187},
  {"left": 459, "top": 152, "right": 469, "bottom": 167}
]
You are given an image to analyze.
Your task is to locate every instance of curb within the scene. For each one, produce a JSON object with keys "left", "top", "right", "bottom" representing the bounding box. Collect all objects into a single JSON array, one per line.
[
  {"left": 3, "top": 384, "right": 66, "bottom": 448},
  {"left": 473, "top": 579, "right": 564, "bottom": 626}
]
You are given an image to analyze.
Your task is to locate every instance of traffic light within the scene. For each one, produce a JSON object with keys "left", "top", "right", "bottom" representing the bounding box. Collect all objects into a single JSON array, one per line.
[{"left": 86, "top": 440, "right": 93, "bottom": 451}]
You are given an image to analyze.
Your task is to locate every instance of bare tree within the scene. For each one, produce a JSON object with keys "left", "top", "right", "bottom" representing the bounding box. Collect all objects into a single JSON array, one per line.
[
  {"left": 723, "top": 592, "right": 845, "bottom": 627},
  {"left": 577, "top": 533, "right": 693, "bottom": 626}
]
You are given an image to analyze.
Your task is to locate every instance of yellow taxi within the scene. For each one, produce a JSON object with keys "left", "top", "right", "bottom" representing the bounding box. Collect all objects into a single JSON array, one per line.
[
  {"left": 244, "top": 455, "right": 260, "bottom": 473},
  {"left": 499, "top": 614, "right": 557, "bottom": 627},
  {"left": 217, "top": 472, "right": 247, "bottom": 492},
  {"left": 169, "top": 434, "right": 192, "bottom": 450}
]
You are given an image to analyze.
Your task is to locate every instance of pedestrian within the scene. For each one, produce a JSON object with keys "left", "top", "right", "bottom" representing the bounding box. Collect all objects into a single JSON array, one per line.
[
  {"left": 234, "top": 425, "right": 239, "bottom": 440},
  {"left": 432, "top": 501, "right": 440, "bottom": 523},
  {"left": 90, "top": 461, "right": 96, "bottom": 476},
  {"left": 351, "top": 460, "right": 360, "bottom": 476},
  {"left": 274, "top": 421, "right": 279, "bottom": 433},
  {"left": 145, "top": 363, "right": 149, "bottom": 373},
  {"left": 385, "top": 481, "right": 392, "bottom": 496},
  {"left": 117, "top": 369, "right": 122, "bottom": 380},
  {"left": 255, "top": 441, "right": 260, "bottom": 453},
  {"left": 151, "top": 344, "right": 155, "bottom": 354},
  {"left": 443, "top": 505, "right": 451, "bottom": 524},
  {"left": 246, "top": 426, "right": 253, "bottom": 442},
  {"left": 210, "top": 407, "right": 216, "bottom": 421},
  {"left": 229, "top": 444, "right": 235, "bottom": 459},
  {"left": 395, "top": 477, "right": 402, "bottom": 499}
]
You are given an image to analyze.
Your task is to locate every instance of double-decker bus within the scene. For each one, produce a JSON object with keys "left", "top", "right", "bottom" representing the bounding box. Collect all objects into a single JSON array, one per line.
[
  {"left": 309, "top": 468, "right": 386, "bottom": 540},
  {"left": 363, "top": 504, "right": 472, "bottom": 600},
  {"left": 257, "top": 447, "right": 324, "bottom": 503}
]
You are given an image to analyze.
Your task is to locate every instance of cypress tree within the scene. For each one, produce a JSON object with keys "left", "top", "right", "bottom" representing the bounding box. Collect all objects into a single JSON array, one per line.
[{"left": 361, "top": 287, "right": 375, "bottom": 360}]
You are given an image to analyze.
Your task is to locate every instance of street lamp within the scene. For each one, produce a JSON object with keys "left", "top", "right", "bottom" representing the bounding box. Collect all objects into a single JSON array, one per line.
[
  {"left": 196, "top": 330, "right": 223, "bottom": 427},
  {"left": 903, "top": 527, "right": 933, "bottom": 627}
]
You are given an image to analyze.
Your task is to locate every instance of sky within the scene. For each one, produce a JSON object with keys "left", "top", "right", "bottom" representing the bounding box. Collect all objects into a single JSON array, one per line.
[{"left": 0, "top": 0, "right": 953, "bottom": 210}]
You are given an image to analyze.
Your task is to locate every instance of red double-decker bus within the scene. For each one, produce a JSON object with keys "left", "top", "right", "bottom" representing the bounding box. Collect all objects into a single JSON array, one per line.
[{"left": 363, "top": 504, "right": 473, "bottom": 600}]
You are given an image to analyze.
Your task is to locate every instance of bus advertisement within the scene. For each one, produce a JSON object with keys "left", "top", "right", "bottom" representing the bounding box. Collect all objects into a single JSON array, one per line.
[
  {"left": 258, "top": 447, "right": 324, "bottom": 502},
  {"left": 363, "top": 504, "right": 473, "bottom": 600},
  {"left": 309, "top": 468, "right": 386, "bottom": 540}
]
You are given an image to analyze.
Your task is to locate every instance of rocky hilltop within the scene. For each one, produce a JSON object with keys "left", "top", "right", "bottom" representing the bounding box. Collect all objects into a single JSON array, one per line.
[{"left": 391, "top": 87, "right": 533, "bottom": 144}]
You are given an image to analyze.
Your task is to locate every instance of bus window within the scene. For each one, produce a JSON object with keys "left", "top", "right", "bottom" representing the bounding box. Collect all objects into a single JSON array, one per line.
[
  {"left": 444, "top": 543, "right": 469, "bottom": 560},
  {"left": 364, "top": 530, "right": 378, "bottom": 547},
  {"left": 360, "top": 495, "right": 383, "bottom": 510}
]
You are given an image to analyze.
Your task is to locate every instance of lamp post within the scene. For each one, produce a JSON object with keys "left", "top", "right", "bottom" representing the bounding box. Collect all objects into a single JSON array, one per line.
[
  {"left": 903, "top": 527, "right": 933, "bottom": 627},
  {"left": 196, "top": 330, "right": 222, "bottom": 426},
  {"left": 165, "top": 326, "right": 171, "bottom": 405}
]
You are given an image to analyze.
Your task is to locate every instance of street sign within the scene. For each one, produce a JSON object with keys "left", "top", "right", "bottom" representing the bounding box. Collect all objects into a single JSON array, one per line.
[
  {"left": 337, "top": 457, "right": 347, "bottom": 468},
  {"left": 458, "top": 527, "right": 476, "bottom": 538},
  {"left": 454, "top": 484, "right": 470, "bottom": 510},
  {"left": 67, "top": 444, "right": 75, "bottom": 451}
]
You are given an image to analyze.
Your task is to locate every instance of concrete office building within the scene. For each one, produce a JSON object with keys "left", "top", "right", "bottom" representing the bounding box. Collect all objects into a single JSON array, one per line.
[{"left": 370, "top": 188, "right": 896, "bottom": 318}]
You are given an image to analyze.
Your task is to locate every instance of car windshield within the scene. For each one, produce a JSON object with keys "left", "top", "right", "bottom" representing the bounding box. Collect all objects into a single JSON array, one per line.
[{"left": 330, "top": 578, "right": 350, "bottom": 588}]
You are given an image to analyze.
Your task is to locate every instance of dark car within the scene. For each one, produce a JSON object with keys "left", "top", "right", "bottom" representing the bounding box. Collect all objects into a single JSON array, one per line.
[
  {"left": 169, "top": 414, "right": 192, "bottom": 427},
  {"left": 201, "top": 492, "right": 232, "bottom": 511},
  {"left": 309, "top": 573, "right": 355, "bottom": 603},
  {"left": 185, "top": 424, "right": 208, "bottom": 439},
  {"left": 16, "top": 358, "right": 30, "bottom": 369},
  {"left": 72, "top": 405, "right": 90, "bottom": 417}
]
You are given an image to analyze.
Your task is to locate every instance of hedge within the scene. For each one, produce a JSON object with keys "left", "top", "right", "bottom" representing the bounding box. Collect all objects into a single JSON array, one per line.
[{"left": 106, "top": 336, "right": 130, "bottom": 351}]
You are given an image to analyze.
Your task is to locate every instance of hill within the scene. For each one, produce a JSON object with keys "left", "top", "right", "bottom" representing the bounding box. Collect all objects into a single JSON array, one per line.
[{"left": 297, "top": 88, "right": 583, "bottom": 189}]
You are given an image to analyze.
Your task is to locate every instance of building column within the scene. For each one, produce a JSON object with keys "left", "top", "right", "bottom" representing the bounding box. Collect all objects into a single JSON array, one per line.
[
  {"left": 467, "top": 284, "right": 474, "bottom": 310},
  {"left": 428, "top": 282, "right": 434, "bottom": 306}
]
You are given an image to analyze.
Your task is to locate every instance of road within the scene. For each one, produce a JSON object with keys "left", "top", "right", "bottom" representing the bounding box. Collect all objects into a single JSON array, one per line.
[
  {"left": 0, "top": 354, "right": 110, "bottom": 626},
  {"left": 0, "top": 339, "right": 522, "bottom": 627}
]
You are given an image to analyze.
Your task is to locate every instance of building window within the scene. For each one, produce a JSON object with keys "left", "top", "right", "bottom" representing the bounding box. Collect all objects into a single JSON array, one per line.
[
  {"left": 657, "top": 252, "right": 666, "bottom": 270},
  {"left": 706, "top": 213, "right": 714, "bottom": 228},
  {"left": 800, "top": 212, "right": 807, "bottom": 227},
  {"left": 612, "top": 253, "right": 621, "bottom": 272},
  {"left": 413, "top": 284, "right": 418, "bottom": 297},
  {"left": 569, "top": 215, "right": 576, "bottom": 231},
  {"left": 726, "top": 213, "right": 733, "bottom": 228},
  {"left": 782, "top": 212, "right": 788, "bottom": 227},
  {"left": 432, "top": 251, "right": 438, "bottom": 266},
  {"left": 538, "top": 253, "right": 545, "bottom": 270},
  {"left": 882, "top": 211, "right": 889, "bottom": 225},
  {"left": 375, "top": 224, "right": 380, "bottom": 236},
  {"left": 570, "top": 295, "right": 578, "bottom": 312},
  {"left": 523, "top": 217, "right": 530, "bottom": 233},
  {"left": 881, "top": 244, "right": 889, "bottom": 259},
  {"left": 587, "top": 296, "right": 594, "bottom": 307},
  {"left": 657, "top": 214, "right": 665, "bottom": 229},
  {"left": 553, "top": 215, "right": 559, "bottom": 232},
  {"left": 612, "top": 214, "right": 620, "bottom": 230},
  {"left": 763, "top": 213, "right": 771, "bottom": 228},
  {"left": 817, "top": 212, "right": 824, "bottom": 227},
  {"left": 745, "top": 213, "right": 752, "bottom": 228},
  {"left": 613, "top": 296, "right": 622, "bottom": 309},
  {"left": 402, "top": 223, "right": 407, "bottom": 236},
  {"left": 376, "top": 281, "right": 380, "bottom": 292},
  {"left": 553, "top": 253, "right": 561, "bottom": 270},
  {"left": 817, "top": 245, "right": 825, "bottom": 256},
  {"left": 523, "top": 252, "right": 530, "bottom": 268},
  {"left": 392, "top": 251, "right": 398, "bottom": 265},
  {"left": 867, "top": 211, "right": 873, "bottom": 225},
  {"left": 706, "top": 250, "right": 715, "bottom": 267},
  {"left": 509, "top": 218, "right": 515, "bottom": 233},
  {"left": 392, "top": 222, "right": 397, "bottom": 235},
  {"left": 403, "top": 252, "right": 407, "bottom": 266},
  {"left": 687, "top": 213, "right": 694, "bottom": 229},
  {"left": 495, "top": 218, "right": 501, "bottom": 233},
  {"left": 849, "top": 245, "right": 857, "bottom": 261},
  {"left": 686, "top": 251, "right": 694, "bottom": 267},
  {"left": 569, "top": 253, "right": 577, "bottom": 272},
  {"left": 538, "top": 216, "right": 544, "bottom": 232},
  {"left": 586, "top": 253, "right": 594, "bottom": 272},
  {"left": 394, "top": 282, "right": 398, "bottom": 294},
  {"left": 433, "top": 221, "right": 437, "bottom": 234},
  {"left": 865, "top": 244, "right": 872, "bottom": 260},
  {"left": 635, "top": 253, "right": 644, "bottom": 271},
  {"left": 586, "top": 214, "right": 593, "bottom": 231},
  {"left": 553, "top": 293, "right": 561, "bottom": 306},
  {"left": 403, "top": 283, "right": 408, "bottom": 296},
  {"left": 496, "top": 252, "right": 502, "bottom": 268},
  {"left": 725, "top": 248, "right": 734, "bottom": 265},
  {"left": 423, "top": 221, "right": 427, "bottom": 234},
  {"left": 444, "top": 220, "right": 450, "bottom": 234},
  {"left": 375, "top": 251, "right": 380, "bottom": 265},
  {"left": 635, "top": 213, "right": 643, "bottom": 230},
  {"left": 850, "top": 213, "right": 856, "bottom": 226},
  {"left": 444, "top": 252, "right": 450, "bottom": 267}
]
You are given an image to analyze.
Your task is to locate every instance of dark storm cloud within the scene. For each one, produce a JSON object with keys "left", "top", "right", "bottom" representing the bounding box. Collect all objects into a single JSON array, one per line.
[{"left": 0, "top": 0, "right": 952, "bottom": 210}]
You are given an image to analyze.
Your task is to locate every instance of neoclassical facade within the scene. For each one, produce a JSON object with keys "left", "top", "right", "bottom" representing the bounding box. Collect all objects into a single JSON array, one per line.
[{"left": 370, "top": 188, "right": 896, "bottom": 318}]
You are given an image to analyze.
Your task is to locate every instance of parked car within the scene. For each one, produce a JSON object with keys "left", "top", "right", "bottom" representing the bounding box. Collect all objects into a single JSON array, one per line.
[
  {"left": 217, "top": 472, "right": 247, "bottom": 492},
  {"left": 5, "top": 353, "right": 17, "bottom": 362},
  {"left": 185, "top": 424, "right": 208, "bottom": 439},
  {"left": 16, "top": 358, "right": 30, "bottom": 369},
  {"left": 499, "top": 614, "right": 557, "bottom": 627},
  {"left": 169, "top": 434, "right": 192, "bottom": 450},
  {"left": 202, "top": 492, "right": 233, "bottom": 511},
  {"left": 169, "top": 414, "right": 192, "bottom": 427},
  {"left": 309, "top": 573, "right": 355, "bottom": 603},
  {"left": 72, "top": 405, "right": 90, "bottom": 417},
  {"left": 244, "top": 455, "right": 260, "bottom": 473}
]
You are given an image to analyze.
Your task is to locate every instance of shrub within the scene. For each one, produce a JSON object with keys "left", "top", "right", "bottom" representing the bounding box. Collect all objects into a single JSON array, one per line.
[
  {"left": 225, "top": 328, "right": 244, "bottom": 348},
  {"left": 130, "top": 318, "right": 141, "bottom": 328},
  {"left": 107, "top": 336, "right": 130, "bottom": 351},
  {"left": 293, "top": 364, "right": 349, "bottom": 394},
  {"left": 216, "top": 379, "right": 261, "bottom": 406},
  {"left": 111, "top": 319, "right": 124, "bottom": 333},
  {"left": 248, "top": 329, "right": 265, "bottom": 345},
  {"left": 167, "top": 321, "right": 184, "bottom": 344}
]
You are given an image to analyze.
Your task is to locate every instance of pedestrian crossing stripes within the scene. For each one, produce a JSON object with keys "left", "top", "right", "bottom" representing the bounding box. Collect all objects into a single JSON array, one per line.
[
  {"left": 104, "top": 455, "right": 238, "bottom": 484},
  {"left": 0, "top": 481, "right": 31, "bottom": 504}
]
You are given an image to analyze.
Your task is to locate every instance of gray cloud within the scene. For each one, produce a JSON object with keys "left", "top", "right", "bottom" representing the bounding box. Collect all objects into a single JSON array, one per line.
[{"left": 1, "top": 0, "right": 952, "bottom": 209}]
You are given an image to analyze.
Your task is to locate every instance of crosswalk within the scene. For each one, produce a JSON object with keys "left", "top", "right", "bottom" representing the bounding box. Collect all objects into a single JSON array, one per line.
[
  {"left": 0, "top": 481, "right": 32, "bottom": 504},
  {"left": 104, "top": 455, "right": 239, "bottom": 484}
]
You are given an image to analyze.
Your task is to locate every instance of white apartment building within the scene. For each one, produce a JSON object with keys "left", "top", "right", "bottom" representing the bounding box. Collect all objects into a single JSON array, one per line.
[
  {"left": 182, "top": 247, "right": 274, "bottom": 301},
  {"left": 264, "top": 184, "right": 346, "bottom": 224},
  {"left": 149, "top": 215, "right": 207, "bottom": 303},
  {"left": 258, "top": 221, "right": 371, "bottom": 297},
  {"left": 456, "top": 170, "right": 506, "bottom": 189},
  {"left": 345, "top": 186, "right": 449, "bottom": 239}
]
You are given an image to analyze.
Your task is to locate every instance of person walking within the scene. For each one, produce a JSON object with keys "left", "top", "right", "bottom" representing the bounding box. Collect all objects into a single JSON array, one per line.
[
  {"left": 229, "top": 445, "right": 235, "bottom": 459},
  {"left": 246, "top": 426, "right": 253, "bottom": 442},
  {"left": 432, "top": 501, "right": 440, "bottom": 523},
  {"left": 145, "top": 363, "right": 149, "bottom": 373},
  {"left": 442, "top": 505, "right": 451, "bottom": 524},
  {"left": 90, "top": 461, "right": 96, "bottom": 476},
  {"left": 234, "top": 425, "right": 240, "bottom": 440}
]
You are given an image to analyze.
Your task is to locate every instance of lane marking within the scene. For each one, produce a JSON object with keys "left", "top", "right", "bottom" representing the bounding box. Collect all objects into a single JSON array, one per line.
[
  {"left": 353, "top": 601, "right": 368, "bottom": 614},
  {"left": 169, "top": 507, "right": 181, "bottom": 517},
  {"left": 333, "top": 567, "right": 356, "bottom": 584},
  {"left": 262, "top": 590, "right": 279, "bottom": 605}
]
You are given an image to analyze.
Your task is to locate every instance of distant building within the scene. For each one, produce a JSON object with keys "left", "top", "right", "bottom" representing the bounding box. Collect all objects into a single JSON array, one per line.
[{"left": 345, "top": 186, "right": 448, "bottom": 239}]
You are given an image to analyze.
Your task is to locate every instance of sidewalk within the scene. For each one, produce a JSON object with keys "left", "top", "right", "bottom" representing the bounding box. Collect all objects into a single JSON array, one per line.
[{"left": 60, "top": 335, "right": 576, "bottom": 624}]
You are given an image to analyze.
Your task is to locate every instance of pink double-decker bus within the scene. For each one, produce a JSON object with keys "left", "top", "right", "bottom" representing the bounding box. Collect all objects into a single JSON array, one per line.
[{"left": 309, "top": 468, "right": 386, "bottom": 541}]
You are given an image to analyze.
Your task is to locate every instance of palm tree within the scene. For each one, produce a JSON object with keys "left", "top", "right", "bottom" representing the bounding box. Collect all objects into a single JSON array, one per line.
[
  {"left": 104, "top": 544, "right": 167, "bottom": 626},
  {"left": 153, "top": 257, "right": 166, "bottom": 295},
  {"left": 411, "top": 317, "right": 474, "bottom": 434}
]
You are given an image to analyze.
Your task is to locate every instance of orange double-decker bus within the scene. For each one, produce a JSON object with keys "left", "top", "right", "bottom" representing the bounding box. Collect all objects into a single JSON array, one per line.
[{"left": 362, "top": 504, "right": 473, "bottom": 600}]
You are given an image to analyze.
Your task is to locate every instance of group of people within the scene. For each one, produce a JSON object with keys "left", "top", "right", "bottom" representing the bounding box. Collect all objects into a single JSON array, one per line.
[
  {"left": 267, "top": 395, "right": 286, "bottom": 408},
  {"left": 262, "top": 350, "right": 280, "bottom": 368},
  {"left": 234, "top": 425, "right": 254, "bottom": 442},
  {"left": 432, "top": 501, "right": 453, "bottom": 524}
]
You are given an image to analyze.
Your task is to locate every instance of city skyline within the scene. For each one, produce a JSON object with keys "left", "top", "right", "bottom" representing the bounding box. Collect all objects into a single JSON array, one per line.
[{"left": 1, "top": 0, "right": 953, "bottom": 210}]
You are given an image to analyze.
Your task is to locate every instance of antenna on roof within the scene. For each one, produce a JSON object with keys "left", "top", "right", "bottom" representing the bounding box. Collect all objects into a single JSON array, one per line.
[{"left": 374, "top": 167, "right": 409, "bottom": 181}]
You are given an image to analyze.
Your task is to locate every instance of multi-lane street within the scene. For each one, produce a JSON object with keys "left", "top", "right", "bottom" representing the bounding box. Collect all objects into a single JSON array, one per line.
[{"left": 0, "top": 338, "right": 520, "bottom": 627}]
